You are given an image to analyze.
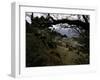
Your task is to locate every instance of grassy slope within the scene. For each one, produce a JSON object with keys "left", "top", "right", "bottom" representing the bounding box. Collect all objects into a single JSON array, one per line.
[{"left": 26, "top": 27, "right": 89, "bottom": 67}]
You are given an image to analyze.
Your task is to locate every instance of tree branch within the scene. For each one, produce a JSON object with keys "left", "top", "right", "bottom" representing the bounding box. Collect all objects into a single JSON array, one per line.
[{"left": 51, "top": 19, "right": 89, "bottom": 31}]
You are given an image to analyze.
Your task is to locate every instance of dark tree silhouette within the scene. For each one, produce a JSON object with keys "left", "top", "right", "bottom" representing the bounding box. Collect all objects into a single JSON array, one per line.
[
  {"left": 30, "top": 13, "right": 89, "bottom": 33},
  {"left": 26, "top": 13, "right": 90, "bottom": 67}
]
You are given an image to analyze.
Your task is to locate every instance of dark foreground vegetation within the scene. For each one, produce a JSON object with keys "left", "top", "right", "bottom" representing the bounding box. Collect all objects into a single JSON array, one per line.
[{"left": 26, "top": 13, "right": 89, "bottom": 67}]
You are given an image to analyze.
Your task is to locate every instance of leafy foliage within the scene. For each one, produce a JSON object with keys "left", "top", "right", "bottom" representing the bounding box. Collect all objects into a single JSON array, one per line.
[{"left": 26, "top": 13, "right": 89, "bottom": 67}]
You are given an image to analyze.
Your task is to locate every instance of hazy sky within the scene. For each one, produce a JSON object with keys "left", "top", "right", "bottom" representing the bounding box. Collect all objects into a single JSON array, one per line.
[
  {"left": 25, "top": 12, "right": 85, "bottom": 24},
  {"left": 49, "top": 24, "right": 79, "bottom": 37},
  {"left": 25, "top": 12, "right": 84, "bottom": 37}
]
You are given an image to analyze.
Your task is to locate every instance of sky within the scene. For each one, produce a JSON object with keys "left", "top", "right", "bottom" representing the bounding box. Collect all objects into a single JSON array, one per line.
[
  {"left": 25, "top": 12, "right": 85, "bottom": 24},
  {"left": 49, "top": 24, "right": 79, "bottom": 37},
  {"left": 25, "top": 12, "right": 84, "bottom": 37}
]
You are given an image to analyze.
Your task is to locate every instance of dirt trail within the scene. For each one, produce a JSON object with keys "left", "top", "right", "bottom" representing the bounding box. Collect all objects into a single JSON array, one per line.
[
  {"left": 57, "top": 46, "right": 78, "bottom": 65},
  {"left": 48, "top": 45, "right": 79, "bottom": 65}
]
